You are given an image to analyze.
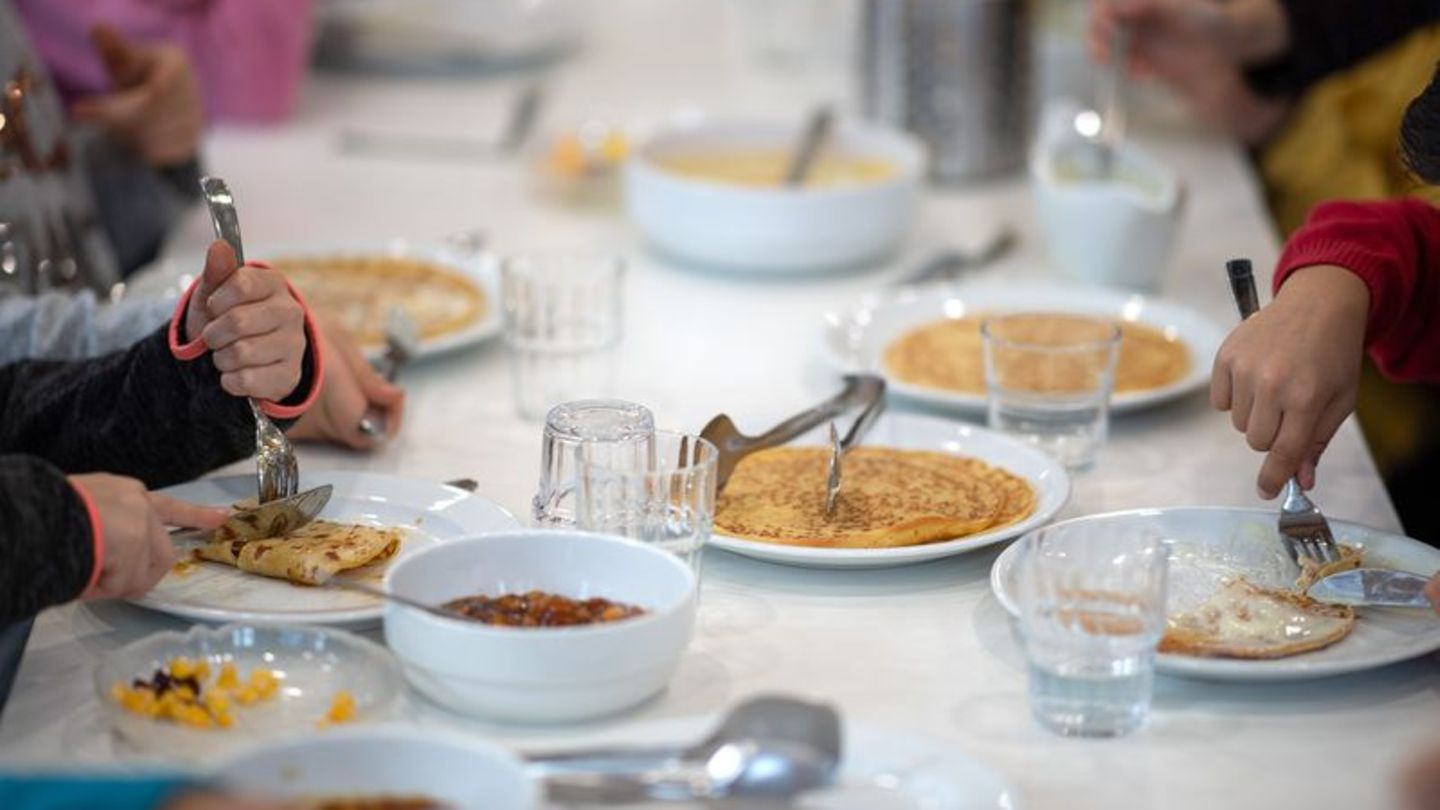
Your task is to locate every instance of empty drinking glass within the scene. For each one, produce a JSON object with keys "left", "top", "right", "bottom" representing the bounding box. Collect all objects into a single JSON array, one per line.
[
  {"left": 533, "top": 399, "right": 655, "bottom": 528},
  {"left": 1018, "top": 521, "right": 1169, "bottom": 738},
  {"left": 501, "top": 254, "right": 625, "bottom": 420},
  {"left": 982, "top": 312, "right": 1121, "bottom": 469},
  {"left": 574, "top": 431, "right": 718, "bottom": 570}
]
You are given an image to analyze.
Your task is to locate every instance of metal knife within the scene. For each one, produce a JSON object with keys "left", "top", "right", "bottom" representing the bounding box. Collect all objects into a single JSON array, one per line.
[
  {"left": 169, "top": 484, "right": 333, "bottom": 546},
  {"left": 1307, "top": 568, "right": 1434, "bottom": 609}
]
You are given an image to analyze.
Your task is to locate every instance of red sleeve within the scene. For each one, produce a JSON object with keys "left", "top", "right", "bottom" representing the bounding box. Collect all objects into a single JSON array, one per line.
[{"left": 1274, "top": 198, "right": 1440, "bottom": 383}]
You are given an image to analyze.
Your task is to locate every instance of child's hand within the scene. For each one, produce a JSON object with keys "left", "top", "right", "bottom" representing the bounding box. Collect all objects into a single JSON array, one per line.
[
  {"left": 185, "top": 241, "right": 307, "bottom": 401},
  {"left": 1210, "top": 265, "right": 1370, "bottom": 498}
]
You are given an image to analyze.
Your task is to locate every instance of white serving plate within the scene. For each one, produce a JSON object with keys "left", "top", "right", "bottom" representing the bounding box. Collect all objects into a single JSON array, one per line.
[
  {"left": 216, "top": 724, "right": 536, "bottom": 810},
  {"left": 820, "top": 280, "right": 1229, "bottom": 414},
  {"left": 708, "top": 411, "right": 1069, "bottom": 569},
  {"left": 137, "top": 472, "right": 518, "bottom": 626},
  {"left": 524, "top": 716, "right": 1020, "bottom": 809},
  {"left": 96, "top": 623, "right": 403, "bottom": 762},
  {"left": 129, "top": 239, "right": 501, "bottom": 363},
  {"left": 989, "top": 507, "right": 1440, "bottom": 682}
]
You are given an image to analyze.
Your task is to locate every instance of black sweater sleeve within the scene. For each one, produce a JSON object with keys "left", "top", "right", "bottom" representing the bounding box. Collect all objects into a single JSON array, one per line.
[
  {"left": 1245, "top": 0, "right": 1440, "bottom": 98},
  {"left": 0, "top": 456, "right": 95, "bottom": 622},
  {"left": 0, "top": 326, "right": 309, "bottom": 488}
]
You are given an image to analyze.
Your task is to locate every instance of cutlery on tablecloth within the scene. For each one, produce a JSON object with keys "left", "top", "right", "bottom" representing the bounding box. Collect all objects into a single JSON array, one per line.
[
  {"left": 1308, "top": 568, "right": 1434, "bottom": 609},
  {"left": 336, "top": 83, "right": 545, "bottom": 162},
  {"left": 1225, "top": 258, "right": 1342, "bottom": 565},
  {"left": 199, "top": 176, "right": 300, "bottom": 504},
  {"left": 701, "top": 374, "right": 885, "bottom": 493},
  {"left": 357, "top": 306, "right": 421, "bottom": 439},
  {"left": 892, "top": 225, "right": 1017, "bottom": 287},
  {"left": 825, "top": 381, "right": 886, "bottom": 516},
  {"left": 529, "top": 695, "right": 842, "bottom": 803}
]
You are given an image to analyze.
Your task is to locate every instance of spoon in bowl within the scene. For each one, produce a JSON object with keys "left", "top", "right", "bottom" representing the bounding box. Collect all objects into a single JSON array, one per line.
[{"left": 784, "top": 105, "right": 835, "bottom": 186}]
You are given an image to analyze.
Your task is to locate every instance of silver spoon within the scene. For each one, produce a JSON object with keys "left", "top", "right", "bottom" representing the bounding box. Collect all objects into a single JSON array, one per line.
[
  {"left": 531, "top": 695, "right": 842, "bottom": 803},
  {"left": 784, "top": 105, "right": 835, "bottom": 186},
  {"left": 1097, "top": 22, "right": 1131, "bottom": 177}
]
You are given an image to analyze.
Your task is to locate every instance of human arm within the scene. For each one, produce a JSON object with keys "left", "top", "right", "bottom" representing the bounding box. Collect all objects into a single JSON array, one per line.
[
  {"left": 1210, "top": 198, "right": 1440, "bottom": 497},
  {"left": 0, "top": 242, "right": 323, "bottom": 488}
]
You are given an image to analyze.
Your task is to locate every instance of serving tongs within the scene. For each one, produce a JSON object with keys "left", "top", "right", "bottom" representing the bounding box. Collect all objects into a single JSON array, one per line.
[
  {"left": 700, "top": 374, "right": 886, "bottom": 494},
  {"left": 825, "top": 388, "right": 886, "bottom": 516}
]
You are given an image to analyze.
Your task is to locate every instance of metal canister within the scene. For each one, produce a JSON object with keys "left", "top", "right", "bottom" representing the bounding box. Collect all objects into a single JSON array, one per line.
[{"left": 859, "top": 0, "right": 1032, "bottom": 182}]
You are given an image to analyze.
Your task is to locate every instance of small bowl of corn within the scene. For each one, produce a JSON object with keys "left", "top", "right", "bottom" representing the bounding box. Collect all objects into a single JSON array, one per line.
[{"left": 94, "top": 623, "right": 402, "bottom": 761}]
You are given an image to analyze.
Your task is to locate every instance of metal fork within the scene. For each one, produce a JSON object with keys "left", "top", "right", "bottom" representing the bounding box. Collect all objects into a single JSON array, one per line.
[
  {"left": 1225, "top": 259, "right": 1340, "bottom": 565},
  {"left": 199, "top": 176, "right": 299, "bottom": 504}
]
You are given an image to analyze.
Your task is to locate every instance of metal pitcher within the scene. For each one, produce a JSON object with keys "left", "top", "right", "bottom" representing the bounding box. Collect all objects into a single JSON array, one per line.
[{"left": 859, "top": 0, "right": 1032, "bottom": 182}]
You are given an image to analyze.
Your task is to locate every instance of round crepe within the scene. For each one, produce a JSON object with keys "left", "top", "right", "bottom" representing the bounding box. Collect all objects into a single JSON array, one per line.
[
  {"left": 715, "top": 446, "right": 1031, "bottom": 548},
  {"left": 882, "top": 314, "right": 1190, "bottom": 395},
  {"left": 195, "top": 520, "right": 404, "bottom": 586},
  {"left": 269, "top": 254, "right": 486, "bottom": 347}
]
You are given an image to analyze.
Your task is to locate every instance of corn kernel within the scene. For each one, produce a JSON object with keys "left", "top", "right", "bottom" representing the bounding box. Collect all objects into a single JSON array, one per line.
[
  {"left": 216, "top": 663, "right": 239, "bottom": 689},
  {"left": 325, "top": 691, "right": 356, "bottom": 725},
  {"left": 168, "top": 657, "right": 196, "bottom": 679}
]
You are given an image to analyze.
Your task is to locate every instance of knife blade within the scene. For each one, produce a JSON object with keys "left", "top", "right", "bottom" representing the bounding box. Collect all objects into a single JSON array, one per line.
[
  {"left": 1307, "top": 568, "right": 1434, "bottom": 609},
  {"left": 169, "top": 484, "right": 333, "bottom": 547}
]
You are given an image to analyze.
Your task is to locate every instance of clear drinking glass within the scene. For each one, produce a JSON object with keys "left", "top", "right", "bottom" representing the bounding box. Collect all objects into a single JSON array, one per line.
[
  {"left": 1018, "top": 522, "right": 1169, "bottom": 738},
  {"left": 574, "top": 431, "right": 718, "bottom": 570},
  {"left": 533, "top": 399, "right": 655, "bottom": 528},
  {"left": 501, "top": 254, "right": 625, "bottom": 420},
  {"left": 981, "top": 312, "right": 1121, "bottom": 470}
]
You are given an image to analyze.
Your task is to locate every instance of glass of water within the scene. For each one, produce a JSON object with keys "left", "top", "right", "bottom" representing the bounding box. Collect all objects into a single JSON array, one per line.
[
  {"left": 501, "top": 254, "right": 625, "bottom": 420},
  {"left": 981, "top": 312, "right": 1121, "bottom": 469},
  {"left": 574, "top": 430, "right": 718, "bottom": 571},
  {"left": 533, "top": 399, "right": 656, "bottom": 528},
  {"left": 1018, "top": 521, "right": 1169, "bottom": 738}
]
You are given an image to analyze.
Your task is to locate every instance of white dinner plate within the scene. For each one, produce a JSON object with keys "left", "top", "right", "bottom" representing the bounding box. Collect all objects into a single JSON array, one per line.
[
  {"left": 136, "top": 472, "right": 519, "bottom": 626},
  {"left": 820, "top": 280, "right": 1229, "bottom": 414},
  {"left": 523, "top": 717, "right": 1020, "bottom": 810},
  {"left": 989, "top": 507, "right": 1440, "bottom": 682},
  {"left": 130, "top": 240, "right": 502, "bottom": 363},
  {"left": 708, "top": 411, "right": 1070, "bottom": 569}
]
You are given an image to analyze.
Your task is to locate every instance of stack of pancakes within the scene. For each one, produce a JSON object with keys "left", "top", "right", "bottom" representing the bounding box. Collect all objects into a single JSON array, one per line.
[{"left": 714, "top": 446, "right": 1035, "bottom": 548}]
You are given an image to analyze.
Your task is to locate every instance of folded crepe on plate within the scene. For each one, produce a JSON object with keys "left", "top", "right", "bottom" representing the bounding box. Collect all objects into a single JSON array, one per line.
[
  {"left": 195, "top": 520, "right": 404, "bottom": 586},
  {"left": 714, "top": 446, "right": 1035, "bottom": 548}
]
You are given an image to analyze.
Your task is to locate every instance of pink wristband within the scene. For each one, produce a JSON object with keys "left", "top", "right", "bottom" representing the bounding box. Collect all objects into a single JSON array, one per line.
[{"left": 68, "top": 479, "right": 105, "bottom": 594}]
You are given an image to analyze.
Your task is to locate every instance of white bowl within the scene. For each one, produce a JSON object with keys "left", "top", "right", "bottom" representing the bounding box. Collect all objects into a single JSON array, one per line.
[
  {"left": 215, "top": 724, "right": 536, "bottom": 810},
  {"left": 625, "top": 118, "right": 925, "bottom": 273},
  {"left": 383, "top": 530, "right": 697, "bottom": 723}
]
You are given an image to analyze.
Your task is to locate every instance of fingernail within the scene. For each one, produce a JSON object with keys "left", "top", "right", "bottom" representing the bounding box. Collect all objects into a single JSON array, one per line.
[{"left": 1257, "top": 485, "right": 1273, "bottom": 500}]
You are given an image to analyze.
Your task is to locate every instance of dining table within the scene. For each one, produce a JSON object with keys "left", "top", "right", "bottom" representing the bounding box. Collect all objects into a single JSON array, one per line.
[{"left": 0, "top": 2, "right": 1432, "bottom": 809}]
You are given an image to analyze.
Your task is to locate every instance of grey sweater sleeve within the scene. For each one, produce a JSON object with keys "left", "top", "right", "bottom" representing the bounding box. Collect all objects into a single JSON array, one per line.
[{"left": 0, "top": 292, "right": 175, "bottom": 365}]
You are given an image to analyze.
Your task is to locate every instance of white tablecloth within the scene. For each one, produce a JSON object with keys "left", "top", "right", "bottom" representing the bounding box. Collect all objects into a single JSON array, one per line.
[{"left": 1, "top": 3, "right": 1428, "bottom": 809}]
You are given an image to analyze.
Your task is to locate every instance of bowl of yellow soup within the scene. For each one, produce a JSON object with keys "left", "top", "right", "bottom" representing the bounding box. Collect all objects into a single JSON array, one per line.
[{"left": 625, "top": 118, "right": 925, "bottom": 272}]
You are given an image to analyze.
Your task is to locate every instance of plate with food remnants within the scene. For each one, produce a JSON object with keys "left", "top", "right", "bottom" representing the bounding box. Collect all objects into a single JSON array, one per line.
[
  {"left": 821, "top": 280, "right": 1228, "bottom": 414},
  {"left": 136, "top": 472, "right": 519, "bottom": 626},
  {"left": 94, "top": 623, "right": 403, "bottom": 761},
  {"left": 707, "top": 411, "right": 1069, "bottom": 569},
  {"left": 989, "top": 507, "right": 1440, "bottom": 681}
]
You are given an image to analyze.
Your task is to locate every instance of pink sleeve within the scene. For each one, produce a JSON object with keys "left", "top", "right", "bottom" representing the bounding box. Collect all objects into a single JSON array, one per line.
[{"left": 20, "top": 0, "right": 315, "bottom": 123}]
